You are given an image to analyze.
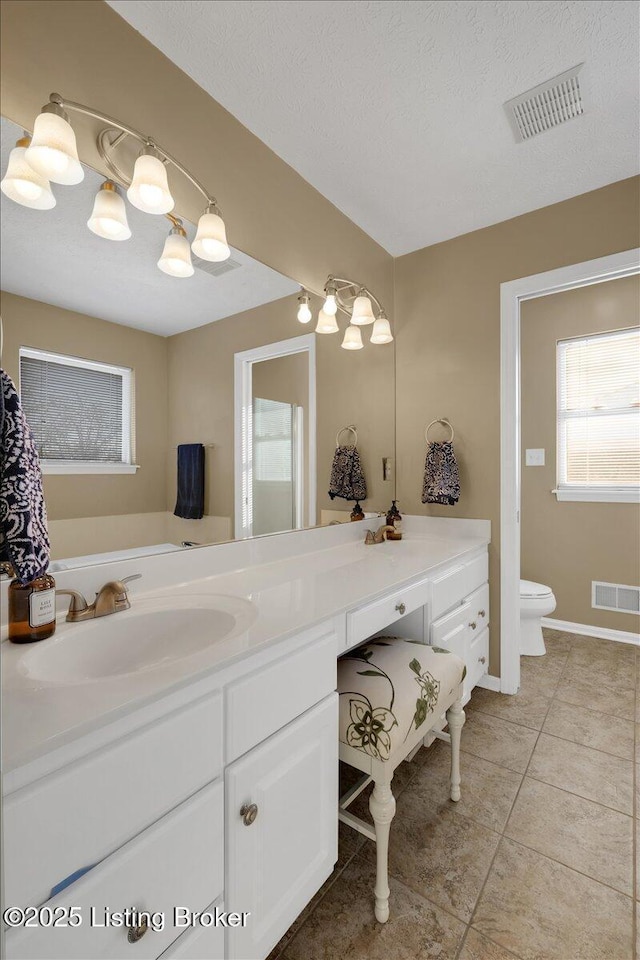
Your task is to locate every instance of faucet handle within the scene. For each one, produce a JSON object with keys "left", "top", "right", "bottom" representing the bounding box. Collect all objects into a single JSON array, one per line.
[
  {"left": 56, "top": 589, "right": 89, "bottom": 618},
  {"left": 121, "top": 574, "right": 142, "bottom": 585}
]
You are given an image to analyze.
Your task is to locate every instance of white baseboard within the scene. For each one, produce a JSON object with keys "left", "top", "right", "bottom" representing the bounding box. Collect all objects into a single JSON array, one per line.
[
  {"left": 542, "top": 617, "right": 640, "bottom": 647},
  {"left": 476, "top": 674, "right": 501, "bottom": 692}
]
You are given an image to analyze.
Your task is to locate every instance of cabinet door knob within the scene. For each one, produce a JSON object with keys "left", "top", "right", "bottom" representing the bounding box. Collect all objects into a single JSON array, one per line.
[
  {"left": 469, "top": 621, "right": 477, "bottom": 630},
  {"left": 240, "top": 802, "right": 259, "bottom": 826},
  {"left": 478, "top": 609, "right": 486, "bottom": 618},
  {"left": 479, "top": 656, "right": 486, "bottom": 665},
  {"left": 395, "top": 602, "right": 406, "bottom": 616},
  {"left": 127, "top": 919, "right": 148, "bottom": 943}
]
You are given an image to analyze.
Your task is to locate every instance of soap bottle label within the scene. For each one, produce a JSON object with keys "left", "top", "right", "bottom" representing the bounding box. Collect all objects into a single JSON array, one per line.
[{"left": 29, "top": 588, "right": 56, "bottom": 628}]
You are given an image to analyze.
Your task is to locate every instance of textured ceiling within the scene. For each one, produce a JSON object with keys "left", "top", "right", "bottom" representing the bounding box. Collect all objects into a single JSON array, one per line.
[
  {"left": 107, "top": 0, "right": 639, "bottom": 256},
  {"left": 0, "top": 119, "right": 299, "bottom": 336}
]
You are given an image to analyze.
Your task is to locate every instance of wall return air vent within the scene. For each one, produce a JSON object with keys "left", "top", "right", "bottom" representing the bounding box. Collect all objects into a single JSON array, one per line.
[
  {"left": 504, "top": 64, "right": 585, "bottom": 142},
  {"left": 592, "top": 581, "right": 640, "bottom": 615}
]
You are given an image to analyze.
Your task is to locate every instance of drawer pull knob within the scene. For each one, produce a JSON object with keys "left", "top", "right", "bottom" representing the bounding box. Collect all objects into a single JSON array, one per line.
[
  {"left": 127, "top": 919, "right": 148, "bottom": 944},
  {"left": 479, "top": 656, "right": 486, "bottom": 665},
  {"left": 395, "top": 602, "right": 406, "bottom": 616},
  {"left": 240, "top": 802, "right": 259, "bottom": 826},
  {"left": 479, "top": 609, "right": 486, "bottom": 618},
  {"left": 469, "top": 621, "right": 477, "bottom": 630}
]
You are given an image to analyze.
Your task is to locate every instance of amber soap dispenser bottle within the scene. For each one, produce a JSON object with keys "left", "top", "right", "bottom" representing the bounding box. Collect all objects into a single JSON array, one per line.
[{"left": 8, "top": 573, "right": 57, "bottom": 643}]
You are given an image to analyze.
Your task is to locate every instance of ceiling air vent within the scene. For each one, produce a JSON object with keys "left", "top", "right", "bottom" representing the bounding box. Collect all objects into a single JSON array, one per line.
[
  {"left": 592, "top": 581, "right": 640, "bottom": 615},
  {"left": 193, "top": 257, "right": 242, "bottom": 279},
  {"left": 504, "top": 64, "right": 585, "bottom": 142}
]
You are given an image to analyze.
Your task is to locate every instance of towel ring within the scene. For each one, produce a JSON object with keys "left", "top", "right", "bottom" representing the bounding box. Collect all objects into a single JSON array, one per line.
[
  {"left": 425, "top": 418, "right": 455, "bottom": 443},
  {"left": 336, "top": 424, "right": 358, "bottom": 448}
]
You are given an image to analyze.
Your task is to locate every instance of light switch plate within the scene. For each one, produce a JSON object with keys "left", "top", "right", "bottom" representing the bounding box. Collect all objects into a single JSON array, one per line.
[{"left": 526, "top": 448, "right": 545, "bottom": 466}]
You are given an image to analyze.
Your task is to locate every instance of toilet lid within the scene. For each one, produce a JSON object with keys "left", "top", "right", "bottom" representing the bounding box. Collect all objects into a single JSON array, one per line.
[{"left": 520, "top": 579, "right": 553, "bottom": 598}]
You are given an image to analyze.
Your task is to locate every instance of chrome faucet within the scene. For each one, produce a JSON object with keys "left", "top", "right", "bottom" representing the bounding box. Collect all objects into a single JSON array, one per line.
[
  {"left": 364, "top": 524, "right": 395, "bottom": 545},
  {"left": 57, "top": 574, "right": 141, "bottom": 622}
]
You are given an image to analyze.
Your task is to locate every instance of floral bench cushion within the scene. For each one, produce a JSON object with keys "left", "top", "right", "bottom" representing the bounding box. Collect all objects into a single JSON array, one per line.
[{"left": 338, "top": 638, "right": 465, "bottom": 762}]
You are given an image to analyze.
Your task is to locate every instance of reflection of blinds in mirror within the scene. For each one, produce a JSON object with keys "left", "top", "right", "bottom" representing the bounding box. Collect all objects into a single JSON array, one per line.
[
  {"left": 253, "top": 398, "right": 293, "bottom": 482},
  {"left": 557, "top": 328, "right": 640, "bottom": 487},
  {"left": 19, "top": 350, "right": 130, "bottom": 462}
]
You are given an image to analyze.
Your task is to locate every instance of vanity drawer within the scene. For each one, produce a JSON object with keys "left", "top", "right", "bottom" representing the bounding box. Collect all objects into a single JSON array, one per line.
[
  {"left": 225, "top": 625, "right": 337, "bottom": 762},
  {"left": 467, "top": 626, "right": 489, "bottom": 692},
  {"left": 431, "top": 552, "right": 488, "bottom": 619},
  {"left": 346, "top": 577, "right": 430, "bottom": 649},
  {"left": 157, "top": 899, "right": 225, "bottom": 960},
  {"left": 6, "top": 779, "right": 224, "bottom": 960},
  {"left": 4, "top": 692, "right": 223, "bottom": 910}
]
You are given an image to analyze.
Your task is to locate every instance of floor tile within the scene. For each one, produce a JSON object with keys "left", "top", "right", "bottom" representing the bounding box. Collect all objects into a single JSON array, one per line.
[
  {"left": 455, "top": 711, "right": 538, "bottom": 773},
  {"left": 458, "top": 928, "right": 521, "bottom": 960},
  {"left": 467, "top": 684, "right": 551, "bottom": 730},
  {"left": 543, "top": 699, "right": 634, "bottom": 760},
  {"left": 569, "top": 636, "right": 636, "bottom": 663},
  {"left": 555, "top": 666, "right": 635, "bottom": 720},
  {"left": 528, "top": 733, "right": 633, "bottom": 814},
  {"left": 565, "top": 648, "right": 636, "bottom": 691},
  {"left": 361, "top": 793, "right": 501, "bottom": 923},
  {"left": 403, "top": 739, "right": 522, "bottom": 833},
  {"left": 519, "top": 654, "right": 567, "bottom": 693},
  {"left": 541, "top": 628, "right": 574, "bottom": 655},
  {"left": 473, "top": 838, "right": 634, "bottom": 960},
  {"left": 280, "top": 855, "right": 465, "bottom": 960},
  {"left": 504, "top": 777, "right": 633, "bottom": 895}
]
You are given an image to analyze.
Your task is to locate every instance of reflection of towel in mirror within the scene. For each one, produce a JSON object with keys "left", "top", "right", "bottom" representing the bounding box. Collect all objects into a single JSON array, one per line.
[
  {"left": 328, "top": 445, "right": 367, "bottom": 502},
  {"left": 174, "top": 444, "right": 205, "bottom": 519},
  {"left": 422, "top": 441, "right": 460, "bottom": 506},
  {"left": 0, "top": 369, "right": 51, "bottom": 583}
]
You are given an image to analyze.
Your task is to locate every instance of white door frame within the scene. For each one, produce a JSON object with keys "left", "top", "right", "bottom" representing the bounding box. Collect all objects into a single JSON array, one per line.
[
  {"left": 234, "top": 333, "right": 317, "bottom": 539},
  {"left": 500, "top": 247, "right": 640, "bottom": 694}
]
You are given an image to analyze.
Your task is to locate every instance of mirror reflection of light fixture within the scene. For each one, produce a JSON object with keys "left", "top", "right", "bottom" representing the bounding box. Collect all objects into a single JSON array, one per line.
[
  {"left": 158, "top": 221, "right": 194, "bottom": 277},
  {"left": 1, "top": 92, "right": 232, "bottom": 280},
  {"left": 297, "top": 294, "right": 312, "bottom": 323},
  {"left": 341, "top": 325, "right": 364, "bottom": 350},
  {"left": 351, "top": 292, "right": 376, "bottom": 325},
  {"left": 370, "top": 315, "right": 393, "bottom": 344},
  {"left": 316, "top": 309, "right": 339, "bottom": 334},
  {"left": 0, "top": 134, "right": 56, "bottom": 209},
  {"left": 24, "top": 101, "right": 84, "bottom": 185},
  {"left": 191, "top": 203, "right": 230, "bottom": 262},
  {"left": 87, "top": 181, "right": 131, "bottom": 241},
  {"left": 322, "top": 281, "right": 338, "bottom": 316}
]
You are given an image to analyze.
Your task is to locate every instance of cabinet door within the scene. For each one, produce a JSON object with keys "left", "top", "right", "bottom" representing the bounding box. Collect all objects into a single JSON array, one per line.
[{"left": 226, "top": 695, "right": 338, "bottom": 960}]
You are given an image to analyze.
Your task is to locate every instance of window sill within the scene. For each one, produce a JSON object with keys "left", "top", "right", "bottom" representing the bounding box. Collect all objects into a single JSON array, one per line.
[
  {"left": 41, "top": 462, "right": 140, "bottom": 475},
  {"left": 553, "top": 486, "right": 640, "bottom": 503}
]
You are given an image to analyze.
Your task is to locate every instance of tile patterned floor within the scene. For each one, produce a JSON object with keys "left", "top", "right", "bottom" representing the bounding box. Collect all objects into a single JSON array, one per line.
[{"left": 269, "top": 629, "right": 637, "bottom": 960}]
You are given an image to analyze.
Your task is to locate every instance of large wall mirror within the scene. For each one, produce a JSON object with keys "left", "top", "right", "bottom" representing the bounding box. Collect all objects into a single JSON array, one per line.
[{"left": 0, "top": 115, "right": 395, "bottom": 570}]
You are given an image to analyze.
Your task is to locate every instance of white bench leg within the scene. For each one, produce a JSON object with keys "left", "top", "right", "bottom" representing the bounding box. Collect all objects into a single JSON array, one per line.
[
  {"left": 369, "top": 781, "right": 396, "bottom": 923},
  {"left": 446, "top": 699, "right": 465, "bottom": 802}
]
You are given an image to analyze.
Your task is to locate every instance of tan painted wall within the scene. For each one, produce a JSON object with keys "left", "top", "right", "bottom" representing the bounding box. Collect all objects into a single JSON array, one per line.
[
  {"left": 395, "top": 177, "right": 640, "bottom": 673},
  {"left": 0, "top": 291, "right": 168, "bottom": 521},
  {"left": 521, "top": 276, "right": 640, "bottom": 633}
]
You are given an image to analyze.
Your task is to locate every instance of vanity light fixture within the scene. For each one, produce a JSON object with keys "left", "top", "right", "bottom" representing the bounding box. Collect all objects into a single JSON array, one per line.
[
  {"left": 87, "top": 181, "right": 131, "bottom": 241},
  {"left": 297, "top": 294, "right": 312, "bottom": 324},
  {"left": 0, "top": 133, "right": 56, "bottom": 209},
  {"left": 1, "top": 92, "right": 231, "bottom": 278},
  {"left": 298, "top": 276, "right": 393, "bottom": 350}
]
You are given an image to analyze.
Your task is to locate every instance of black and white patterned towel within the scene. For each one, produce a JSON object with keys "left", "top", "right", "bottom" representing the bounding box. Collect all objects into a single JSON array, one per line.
[
  {"left": 422, "top": 440, "right": 460, "bottom": 506},
  {"left": 328, "top": 445, "right": 367, "bottom": 502},
  {"left": 0, "top": 369, "right": 50, "bottom": 583}
]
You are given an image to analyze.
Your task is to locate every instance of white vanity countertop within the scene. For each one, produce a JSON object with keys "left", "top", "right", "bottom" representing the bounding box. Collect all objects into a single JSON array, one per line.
[{"left": 1, "top": 517, "right": 490, "bottom": 782}]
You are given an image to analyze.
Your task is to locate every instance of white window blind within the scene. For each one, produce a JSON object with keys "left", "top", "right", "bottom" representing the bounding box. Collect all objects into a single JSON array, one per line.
[
  {"left": 19, "top": 347, "right": 135, "bottom": 474},
  {"left": 556, "top": 327, "right": 640, "bottom": 502},
  {"left": 253, "top": 398, "right": 293, "bottom": 482}
]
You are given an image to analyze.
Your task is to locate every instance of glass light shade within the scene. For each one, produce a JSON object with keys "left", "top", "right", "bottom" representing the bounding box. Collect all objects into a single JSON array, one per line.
[
  {"left": 341, "top": 324, "right": 364, "bottom": 350},
  {"left": 297, "top": 298, "right": 312, "bottom": 323},
  {"left": 25, "top": 110, "right": 84, "bottom": 185},
  {"left": 158, "top": 227, "right": 194, "bottom": 277},
  {"left": 127, "top": 150, "right": 174, "bottom": 215},
  {"left": 370, "top": 316, "right": 393, "bottom": 344},
  {"left": 191, "top": 207, "right": 230, "bottom": 261},
  {"left": 1, "top": 139, "right": 56, "bottom": 209},
  {"left": 315, "top": 308, "right": 339, "bottom": 334},
  {"left": 351, "top": 294, "right": 376, "bottom": 325},
  {"left": 323, "top": 293, "right": 338, "bottom": 316},
  {"left": 87, "top": 182, "right": 131, "bottom": 241}
]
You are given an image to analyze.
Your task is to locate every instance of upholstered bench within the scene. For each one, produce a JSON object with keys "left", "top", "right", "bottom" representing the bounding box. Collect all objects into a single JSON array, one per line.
[{"left": 337, "top": 637, "right": 466, "bottom": 922}]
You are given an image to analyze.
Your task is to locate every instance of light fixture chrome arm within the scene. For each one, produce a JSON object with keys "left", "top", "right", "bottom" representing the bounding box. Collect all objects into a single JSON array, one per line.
[{"left": 326, "top": 276, "right": 387, "bottom": 318}]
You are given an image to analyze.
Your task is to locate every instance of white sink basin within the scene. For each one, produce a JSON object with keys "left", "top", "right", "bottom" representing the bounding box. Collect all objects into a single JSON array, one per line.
[{"left": 17, "top": 595, "right": 257, "bottom": 683}]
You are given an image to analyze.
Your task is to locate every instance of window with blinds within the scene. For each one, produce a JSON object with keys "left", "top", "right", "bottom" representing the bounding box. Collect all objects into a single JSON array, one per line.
[
  {"left": 19, "top": 347, "right": 134, "bottom": 472},
  {"left": 252, "top": 397, "right": 294, "bottom": 482},
  {"left": 556, "top": 327, "right": 640, "bottom": 502}
]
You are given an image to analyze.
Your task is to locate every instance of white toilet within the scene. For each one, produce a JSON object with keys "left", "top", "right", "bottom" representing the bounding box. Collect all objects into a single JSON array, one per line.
[{"left": 520, "top": 579, "right": 556, "bottom": 656}]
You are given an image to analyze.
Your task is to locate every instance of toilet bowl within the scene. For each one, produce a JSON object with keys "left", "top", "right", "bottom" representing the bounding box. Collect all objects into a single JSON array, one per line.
[{"left": 520, "top": 579, "right": 556, "bottom": 656}]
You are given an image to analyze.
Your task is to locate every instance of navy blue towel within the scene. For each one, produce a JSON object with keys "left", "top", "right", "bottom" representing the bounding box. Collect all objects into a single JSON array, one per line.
[
  {"left": 0, "top": 369, "right": 51, "bottom": 582},
  {"left": 174, "top": 444, "right": 205, "bottom": 520}
]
